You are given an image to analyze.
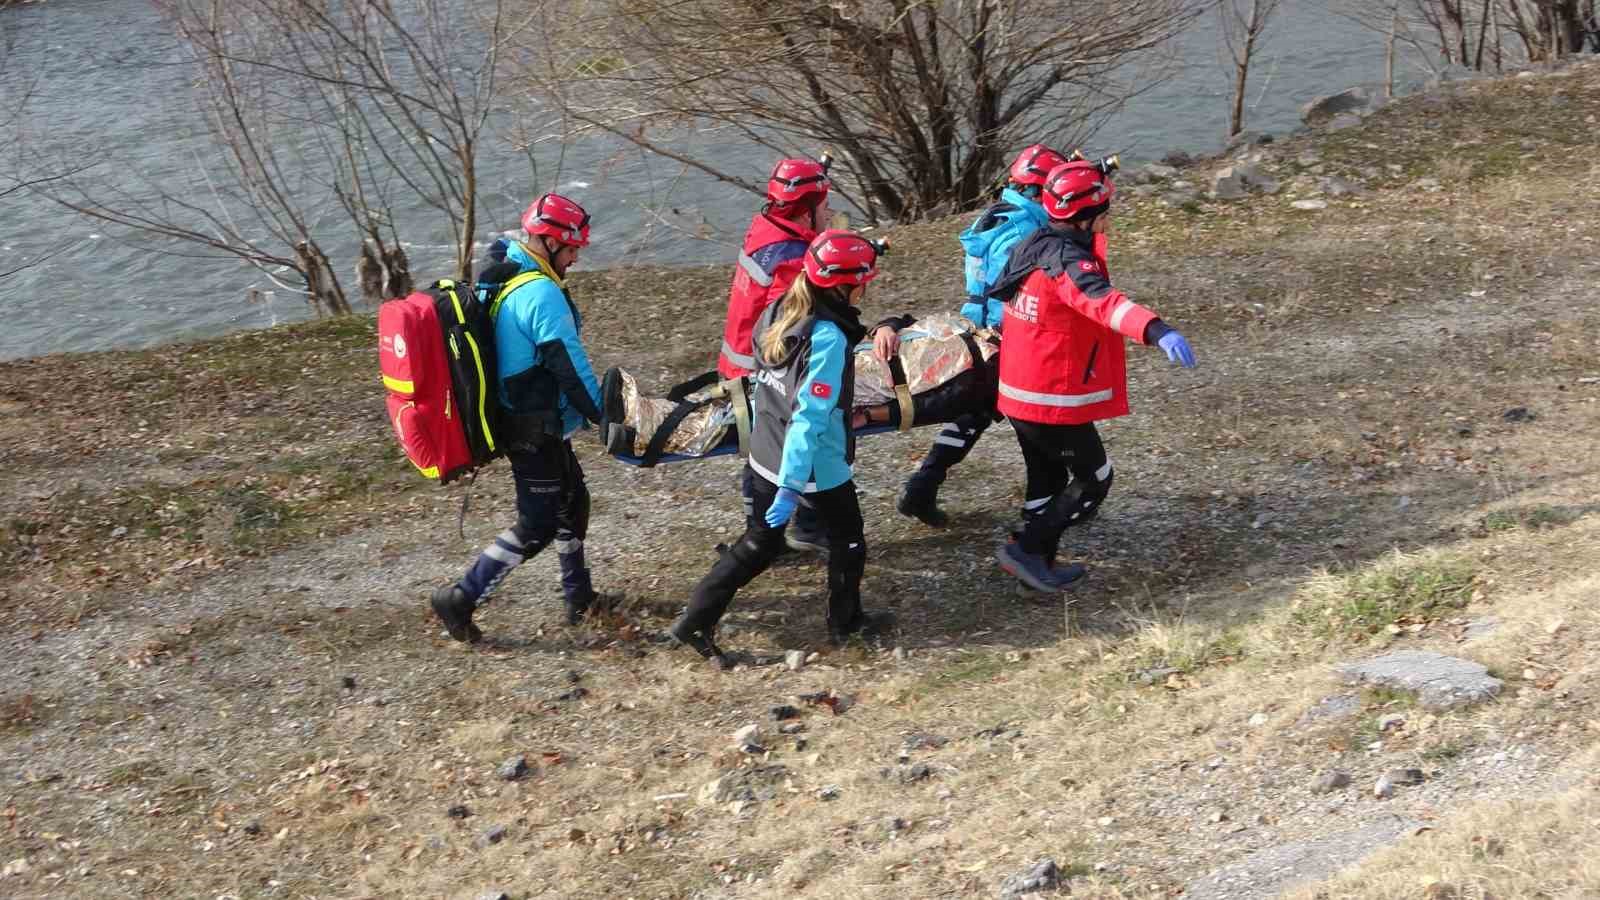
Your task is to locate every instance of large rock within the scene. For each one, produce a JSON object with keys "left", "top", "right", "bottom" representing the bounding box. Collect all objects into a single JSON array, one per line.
[
  {"left": 1136, "top": 162, "right": 1180, "bottom": 183},
  {"left": 999, "top": 858, "right": 1061, "bottom": 899},
  {"left": 1301, "top": 87, "right": 1375, "bottom": 125},
  {"left": 1211, "top": 163, "right": 1277, "bottom": 200},
  {"left": 1336, "top": 651, "right": 1503, "bottom": 709}
]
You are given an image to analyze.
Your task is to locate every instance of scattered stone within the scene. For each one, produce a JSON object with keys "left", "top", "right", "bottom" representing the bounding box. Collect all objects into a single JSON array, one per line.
[
  {"left": 1211, "top": 166, "right": 1249, "bottom": 200},
  {"left": 1160, "top": 189, "right": 1202, "bottom": 208},
  {"left": 1225, "top": 130, "right": 1270, "bottom": 154},
  {"left": 998, "top": 858, "right": 1061, "bottom": 899},
  {"left": 1161, "top": 150, "right": 1194, "bottom": 167},
  {"left": 893, "top": 646, "right": 908, "bottom": 661},
  {"left": 1206, "top": 756, "right": 1225, "bottom": 770},
  {"left": 1295, "top": 150, "right": 1323, "bottom": 167},
  {"left": 476, "top": 892, "right": 511, "bottom": 900},
  {"left": 904, "top": 732, "right": 950, "bottom": 751},
  {"left": 1413, "top": 176, "right": 1443, "bottom": 192},
  {"left": 110, "top": 525, "right": 128, "bottom": 539},
  {"left": 555, "top": 687, "right": 588, "bottom": 702},
  {"left": 897, "top": 763, "right": 933, "bottom": 783},
  {"left": 339, "top": 675, "right": 357, "bottom": 690},
  {"left": 1386, "top": 767, "right": 1426, "bottom": 785},
  {"left": 479, "top": 825, "right": 507, "bottom": 846},
  {"left": 770, "top": 705, "right": 802, "bottom": 721},
  {"left": 886, "top": 816, "right": 909, "bottom": 833},
  {"left": 778, "top": 722, "right": 805, "bottom": 735},
  {"left": 1208, "top": 809, "right": 1229, "bottom": 824},
  {"left": 794, "top": 737, "right": 808, "bottom": 752},
  {"left": 1138, "top": 162, "right": 1180, "bottom": 182},
  {"left": 1291, "top": 199, "right": 1329, "bottom": 211},
  {"left": 1463, "top": 616, "right": 1501, "bottom": 642},
  {"left": 242, "top": 820, "right": 263, "bottom": 835},
  {"left": 498, "top": 756, "right": 529, "bottom": 781},
  {"left": 1501, "top": 406, "right": 1535, "bottom": 422},
  {"left": 816, "top": 784, "right": 841, "bottom": 801},
  {"left": 1301, "top": 87, "right": 1373, "bottom": 125},
  {"left": 1319, "top": 176, "right": 1365, "bottom": 196},
  {"left": 565, "top": 670, "right": 583, "bottom": 684},
  {"left": 447, "top": 804, "right": 471, "bottom": 819},
  {"left": 784, "top": 650, "right": 806, "bottom": 672},
  {"left": 1337, "top": 651, "right": 1504, "bottom": 709},
  {"left": 732, "top": 723, "right": 763, "bottom": 748},
  {"left": 1137, "top": 666, "right": 1182, "bottom": 685},
  {"left": 700, "top": 765, "right": 789, "bottom": 806},
  {"left": 1311, "top": 770, "right": 1352, "bottom": 794},
  {"left": 1247, "top": 712, "right": 1269, "bottom": 727},
  {"left": 1378, "top": 713, "right": 1407, "bottom": 732}
]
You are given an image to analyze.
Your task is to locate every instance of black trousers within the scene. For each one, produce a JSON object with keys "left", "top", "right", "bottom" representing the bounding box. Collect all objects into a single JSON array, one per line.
[
  {"left": 1010, "top": 419, "right": 1114, "bottom": 561},
  {"left": 905, "top": 410, "right": 993, "bottom": 493},
  {"left": 682, "top": 467, "right": 866, "bottom": 635},
  {"left": 457, "top": 440, "right": 593, "bottom": 604}
]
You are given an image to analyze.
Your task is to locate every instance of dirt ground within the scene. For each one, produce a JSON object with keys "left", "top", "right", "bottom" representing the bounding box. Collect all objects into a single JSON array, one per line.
[{"left": 2, "top": 60, "right": 1599, "bottom": 899}]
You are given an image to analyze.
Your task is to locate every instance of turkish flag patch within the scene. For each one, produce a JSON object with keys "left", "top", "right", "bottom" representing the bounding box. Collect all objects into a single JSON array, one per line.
[
  {"left": 811, "top": 382, "right": 833, "bottom": 399},
  {"left": 1079, "top": 260, "right": 1099, "bottom": 272}
]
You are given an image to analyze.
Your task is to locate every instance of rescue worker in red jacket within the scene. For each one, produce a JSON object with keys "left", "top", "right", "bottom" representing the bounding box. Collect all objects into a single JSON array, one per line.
[
  {"left": 717, "top": 156, "right": 835, "bottom": 553},
  {"left": 988, "top": 159, "right": 1198, "bottom": 593}
]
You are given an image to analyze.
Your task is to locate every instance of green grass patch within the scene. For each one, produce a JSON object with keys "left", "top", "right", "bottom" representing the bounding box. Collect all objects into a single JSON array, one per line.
[{"left": 1289, "top": 550, "right": 1478, "bottom": 642}]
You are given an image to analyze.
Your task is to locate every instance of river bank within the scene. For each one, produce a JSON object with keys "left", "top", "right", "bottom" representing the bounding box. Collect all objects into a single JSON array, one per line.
[{"left": 2, "top": 60, "right": 1598, "bottom": 898}]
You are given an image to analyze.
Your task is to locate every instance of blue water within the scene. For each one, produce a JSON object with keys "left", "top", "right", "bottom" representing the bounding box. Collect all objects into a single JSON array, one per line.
[{"left": 0, "top": 0, "right": 1431, "bottom": 359}]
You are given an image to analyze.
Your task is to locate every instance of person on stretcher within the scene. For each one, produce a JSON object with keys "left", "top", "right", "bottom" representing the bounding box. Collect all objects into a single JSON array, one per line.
[{"left": 598, "top": 313, "right": 997, "bottom": 466}]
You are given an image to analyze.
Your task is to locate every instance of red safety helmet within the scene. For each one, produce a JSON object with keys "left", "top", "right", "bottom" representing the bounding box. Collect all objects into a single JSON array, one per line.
[
  {"left": 1008, "top": 144, "right": 1072, "bottom": 189},
  {"left": 1041, "top": 160, "right": 1116, "bottom": 222},
  {"left": 521, "top": 193, "right": 590, "bottom": 247},
  {"left": 767, "top": 157, "right": 831, "bottom": 208},
  {"left": 803, "top": 229, "right": 886, "bottom": 289}
]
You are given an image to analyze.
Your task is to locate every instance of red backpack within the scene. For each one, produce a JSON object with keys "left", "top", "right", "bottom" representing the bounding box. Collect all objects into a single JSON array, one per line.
[{"left": 379, "top": 266, "right": 537, "bottom": 483}]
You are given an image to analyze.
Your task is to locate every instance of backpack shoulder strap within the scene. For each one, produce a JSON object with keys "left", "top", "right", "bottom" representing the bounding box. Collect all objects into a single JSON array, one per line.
[{"left": 488, "top": 270, "right": 548, "bottom": 321}]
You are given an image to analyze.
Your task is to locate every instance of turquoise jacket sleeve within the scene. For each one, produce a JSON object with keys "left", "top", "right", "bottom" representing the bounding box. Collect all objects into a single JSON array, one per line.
[
  {"left": 777, "top": 322, "right": 847, "bottom": 491},
  {"left": 517, "top": 278, "right": 602, "bottom": 432}
]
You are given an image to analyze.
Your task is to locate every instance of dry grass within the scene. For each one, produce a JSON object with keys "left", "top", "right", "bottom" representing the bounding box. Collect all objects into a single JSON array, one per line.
[
  {"left": 1285, "top": 745, "right": 1600, "bottom": 900},
  {"left": 3, "top": 59, "right": 1600, "bottom": 899}
]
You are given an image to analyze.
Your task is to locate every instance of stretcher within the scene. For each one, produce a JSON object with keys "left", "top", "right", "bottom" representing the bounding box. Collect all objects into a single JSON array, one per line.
[{"left": 601, "top": 314, "right": 1000, "bottom": 467}]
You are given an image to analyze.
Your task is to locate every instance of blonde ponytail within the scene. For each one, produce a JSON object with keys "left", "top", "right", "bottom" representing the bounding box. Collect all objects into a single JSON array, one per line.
[{"left": 759, "top": 278, "right": 818, "bottom": 362}]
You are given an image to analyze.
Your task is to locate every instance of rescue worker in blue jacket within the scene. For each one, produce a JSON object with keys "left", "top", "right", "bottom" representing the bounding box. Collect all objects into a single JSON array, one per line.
[
  {"left": 669, "top": 230, "right": 896, "bottom": 668},
  {"left": 431, "top": 193, "right": 605, "bottom": 642},
  {"left": 896, "top": 144, "right": 1074, "bottom": 527}
]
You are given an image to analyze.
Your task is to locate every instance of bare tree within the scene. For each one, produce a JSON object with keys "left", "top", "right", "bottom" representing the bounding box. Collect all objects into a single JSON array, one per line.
[
  {"left": 1335, "top": 0, "right": 1593, "bottom": 76},
  {"left": 37, "top": 0, "right": 518, "bottom": 313},
  {"left": 519, "top": 0, "right": 1193, "bottom": 223},
  {"left": 1220, "top": 0, "right": 1284, "bottom": 137}
]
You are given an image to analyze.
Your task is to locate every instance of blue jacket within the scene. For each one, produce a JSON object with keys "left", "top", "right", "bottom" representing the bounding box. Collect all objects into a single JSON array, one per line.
[
  {"left": 959, "top": 187, "right": 1051, "bottom": 328},
  {"left": 749, "top": 298, "right": 864, "bottom": 494},
  {"left": 490, "top": 241, "right": 601, "bottom": 438}
]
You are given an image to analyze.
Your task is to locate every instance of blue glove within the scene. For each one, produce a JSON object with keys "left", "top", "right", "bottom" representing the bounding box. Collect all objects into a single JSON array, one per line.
[
  {"left": 1158, "top": 330, "right": 1196, "bottom": 368},
  {"left": 765, "top": 487, "right": 802, "bottom": 529}
]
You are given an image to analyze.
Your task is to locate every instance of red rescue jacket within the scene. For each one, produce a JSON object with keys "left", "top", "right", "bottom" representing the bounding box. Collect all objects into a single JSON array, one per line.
[
  {"left": 718, "top": 212, "right": 816, "bottom": 379},
  {"left": 992, "top": 228, "right": 1158, "bottom": 425}
]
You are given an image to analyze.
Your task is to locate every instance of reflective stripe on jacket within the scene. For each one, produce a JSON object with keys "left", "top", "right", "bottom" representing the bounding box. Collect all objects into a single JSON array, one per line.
[
  {"left": 718, "top": 212, "right": 815, "bottom": 379},
  {"left": 993, "top": 228, "right": 1157, "bottom": 426}
]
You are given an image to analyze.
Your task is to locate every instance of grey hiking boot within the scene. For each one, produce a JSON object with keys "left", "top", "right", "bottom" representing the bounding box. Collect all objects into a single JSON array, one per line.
[
  {"left": 997, "top": 543, "right": 1087, "bottom": 594},
  {"left": 785, "top": 530, "right": 829, "bottom": 554},
  {"left": 431, "top": 584, "right": 482, "bottom": 643}
]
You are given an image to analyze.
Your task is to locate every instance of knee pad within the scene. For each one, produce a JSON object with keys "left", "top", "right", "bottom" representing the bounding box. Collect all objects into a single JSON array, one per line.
[
  {"left": 510, "top": 519, "right": 556, "bottom": 555},
  {"left": 1070, "top": 463, "right": 1114, "bottom": 522},
  {"left": 731, "top": 529, "right": 786, "bottom": 568}
]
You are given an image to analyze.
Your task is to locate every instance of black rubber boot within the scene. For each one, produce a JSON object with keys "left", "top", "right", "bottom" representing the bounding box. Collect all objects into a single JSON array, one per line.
[
  {"left": 431, "top": 585, "right": 482, "bottom": 644},
  {"left": 668, "top": 615, "right": 732, "bottom": 670},
  {"left": 896, "top": 481, "right": 949, "bottom": 528},
  {"left": 830, "top": 609, "right": 898, "bottom": 647}
]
